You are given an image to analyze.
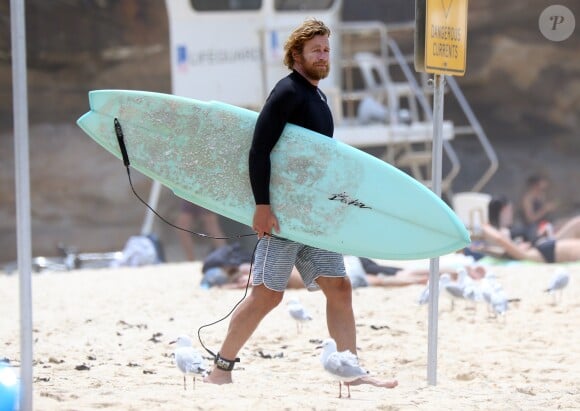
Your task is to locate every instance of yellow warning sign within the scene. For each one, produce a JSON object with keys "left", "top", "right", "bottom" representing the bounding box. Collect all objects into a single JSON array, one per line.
[{"left": 425, "top": 0, "right": 468, "bottom": 76}]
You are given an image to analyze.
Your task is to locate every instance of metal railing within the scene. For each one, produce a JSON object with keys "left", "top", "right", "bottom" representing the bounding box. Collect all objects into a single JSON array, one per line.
[{"left": 336, "top": 21, "right": 497, "bottom": 194}]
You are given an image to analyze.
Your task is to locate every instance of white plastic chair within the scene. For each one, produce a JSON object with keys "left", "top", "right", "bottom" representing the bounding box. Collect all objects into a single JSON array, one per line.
[
  {"left": 353, "top": 52, "right": 419, "bottom": 125},
  {"left": 452, "top": 192, "right": 492, "bottom": 231}
]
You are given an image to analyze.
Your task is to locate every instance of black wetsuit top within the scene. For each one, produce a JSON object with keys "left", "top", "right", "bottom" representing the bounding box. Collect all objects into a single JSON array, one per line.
[{"left": 249, "top": 70, "right": 333, "bottom": 205}]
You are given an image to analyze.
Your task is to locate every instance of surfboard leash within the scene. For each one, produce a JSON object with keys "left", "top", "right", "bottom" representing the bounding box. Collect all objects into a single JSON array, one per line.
[
  {"left": 113, "top": 117, "right": 261, "bottom": 365},
  {"left": 195, "top": 237, "right": 264, "bottom": 367}
]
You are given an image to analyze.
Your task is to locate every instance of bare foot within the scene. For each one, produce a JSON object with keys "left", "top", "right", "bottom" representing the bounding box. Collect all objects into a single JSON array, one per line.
[
  {"left": 347, "top": 375, "right": 398, "bottom": 389},
  {"left": 203, "top": 367, "right": 233, "bottom": 385}
]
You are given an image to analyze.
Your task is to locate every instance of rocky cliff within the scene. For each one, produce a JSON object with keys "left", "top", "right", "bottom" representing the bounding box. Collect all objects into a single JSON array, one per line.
[{"left": 1, "top": 1, "right": 579, "bottom": 263}]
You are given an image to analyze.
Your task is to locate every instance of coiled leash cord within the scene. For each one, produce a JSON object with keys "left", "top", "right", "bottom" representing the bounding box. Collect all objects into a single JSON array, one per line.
[{"left": 114, "top": 117, "right": 259, "bottom": 366}]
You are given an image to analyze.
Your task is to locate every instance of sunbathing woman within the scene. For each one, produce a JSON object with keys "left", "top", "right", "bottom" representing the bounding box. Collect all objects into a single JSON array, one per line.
[{"left": 484, "top": 196, "right": 580, "bottom": 263}]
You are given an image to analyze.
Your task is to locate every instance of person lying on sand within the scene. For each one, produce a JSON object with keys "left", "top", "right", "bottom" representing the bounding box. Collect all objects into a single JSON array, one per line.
[
  {"left": 481, "top": 196, "right": 580, "bottom": 263},
  {"left": 200, "top": 245, "right": 486, "bottom": 289}
]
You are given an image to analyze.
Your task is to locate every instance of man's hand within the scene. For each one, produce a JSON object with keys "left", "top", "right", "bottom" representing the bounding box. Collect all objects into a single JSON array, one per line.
[{"left": 253, "top": 204, "right": 280, "bottom": 239}]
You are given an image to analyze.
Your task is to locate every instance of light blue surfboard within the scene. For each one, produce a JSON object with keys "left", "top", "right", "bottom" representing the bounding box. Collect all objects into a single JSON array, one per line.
[{"left": 77, "top": 89, "right": 470, "bottom": 260}]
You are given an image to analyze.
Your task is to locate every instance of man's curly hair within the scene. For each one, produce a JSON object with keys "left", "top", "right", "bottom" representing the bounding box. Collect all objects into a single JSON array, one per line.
[{"left": 283, "top": 19, "right": 331, "bottom": 70}]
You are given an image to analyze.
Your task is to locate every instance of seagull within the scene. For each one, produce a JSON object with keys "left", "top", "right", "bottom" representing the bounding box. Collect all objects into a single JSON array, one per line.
[
  {"left": 480, "top": 271, "right": 499, "bottom": 314},
  {"left": 417, "top": 283, "right": 431, "bottom": 305},
  {"left": 480, "top": 271, "right": 497, "bottom": 299},
  {"left": 490, "top": 285, "right": 509, "bottom": 317},
  {"left": 417, "top": 273, "right": 452, "bottom": 305},
  {"left": 442, "top": 272, "right": 466, "bottom": 310},
  {"left": 170, "top": 335, "right": 207, "bottom": 390},
  {"left": 545, "top": 268, "right": 570, "bottom": 304},
  {"left": 441, "top": 267, "right": 485, "bottom": 310},
  {"left": 317, "top": 338, "right": 368, "bottom": 398},
  {"left": 287, "top": 298, "right": 312, "bottom": 333},
  {"left": 458, "top": 267, "right": 483, "bottom": 304}
]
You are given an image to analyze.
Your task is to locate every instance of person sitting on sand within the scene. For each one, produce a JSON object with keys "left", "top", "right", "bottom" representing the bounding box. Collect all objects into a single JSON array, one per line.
[
  {"left": 483, "top": 196, "right": 580, "bottom": 263},
  {"left": 489, "top": 195, "right": 580, "bottom": 242},
  {"left": 520, "top": 174, "right": 558, "bottom": 239},
  {"left": 488, "top": 195, "right": 529, "bottom": 241}
]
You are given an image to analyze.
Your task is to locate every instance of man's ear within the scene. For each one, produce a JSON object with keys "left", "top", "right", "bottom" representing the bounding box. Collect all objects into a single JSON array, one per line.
[{"left": 292, "top": 50, "right": 301, "bottom": 63}]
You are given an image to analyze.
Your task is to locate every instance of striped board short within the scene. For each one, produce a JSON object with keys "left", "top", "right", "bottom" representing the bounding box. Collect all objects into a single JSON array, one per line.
[{"left": 252, "top": 236, "right": 347, "bottom": 292}]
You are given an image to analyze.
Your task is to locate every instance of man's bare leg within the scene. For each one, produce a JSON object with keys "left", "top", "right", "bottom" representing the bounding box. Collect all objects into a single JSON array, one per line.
[
  {"left": 317, "top": 276, "right": 356, "bottom": 352},
  {"left": 317, "top": 276, "right": 398, "bottom": 389},
  {"left": 204, "top": 284, "right": 283, "bottom": 384}
]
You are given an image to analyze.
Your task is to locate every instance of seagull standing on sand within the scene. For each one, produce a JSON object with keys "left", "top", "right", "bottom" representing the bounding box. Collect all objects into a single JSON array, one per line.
[
  {"left": 317, "top": 338, "right": 368, "bottom": 398},
  {"left": 545, "top": 268, "right": 570, "bottom": 304},
  {"left": 480, "top": 271, "right": 499, "bottom": 314},
  {"left": 480, "top": 271, "right": 497, "bottom": 301},
  {"left": 170, "top": 335, "right": 207, "bottom": 390},
  {"left": 458, "top": 267, "right": 483, "bottom": 304},
  {"left": 287, "top": 298, "right": 312, "bottom": 333},
  {"left": 442, "top": 272, "right": 466, "bottom": 310},
  {"left": 442, "top": 267, "right": 484, "bottom": 310},
  {"left": 417, "top": 273, "right": 452, "bottom": 305},
  {"left": 490, "top": 285, "right": 509, "bottom": 317}
]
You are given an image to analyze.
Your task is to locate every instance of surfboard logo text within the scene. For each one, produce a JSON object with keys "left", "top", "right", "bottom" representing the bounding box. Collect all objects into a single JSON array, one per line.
[{"left": 328, "top": 192, "right": 372, "bottom": 209}]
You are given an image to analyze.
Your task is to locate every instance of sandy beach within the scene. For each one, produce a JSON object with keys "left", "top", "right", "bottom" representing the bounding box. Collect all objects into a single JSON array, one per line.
[{"left": 1, "top": 260, "right": 578, "bottom": 410}]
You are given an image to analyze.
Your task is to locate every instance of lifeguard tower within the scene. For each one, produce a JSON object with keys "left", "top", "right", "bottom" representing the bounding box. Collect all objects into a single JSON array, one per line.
[{"left": 164, "top": 0, "right": 497, "bottom": 195}]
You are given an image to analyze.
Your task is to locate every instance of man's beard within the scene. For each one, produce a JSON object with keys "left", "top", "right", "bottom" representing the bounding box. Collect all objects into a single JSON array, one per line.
[{"left": 303, "top": 61, "right": 330, "bottom": 81}]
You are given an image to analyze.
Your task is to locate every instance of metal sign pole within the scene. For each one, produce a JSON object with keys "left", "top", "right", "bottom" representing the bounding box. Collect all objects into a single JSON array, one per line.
[
  {"left": 416, "top": 0, "right": 468, "bottom": 386},
  {"left": 427, "top": 73, "right": 445, "bottom": 385},
  {"left": 11, "top": 0, "right": 33, "bottom": 409}
]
